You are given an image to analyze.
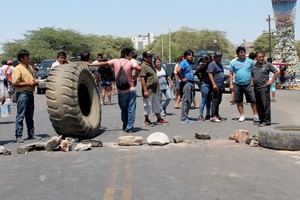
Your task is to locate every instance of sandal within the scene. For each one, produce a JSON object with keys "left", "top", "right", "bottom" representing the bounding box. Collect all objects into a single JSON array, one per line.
[{"left": 174, "top": 106, "right": 180, "bottom": 109}]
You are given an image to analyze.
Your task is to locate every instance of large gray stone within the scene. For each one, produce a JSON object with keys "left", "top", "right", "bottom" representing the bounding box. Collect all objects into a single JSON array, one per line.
[
  {"left": 17, "top": 142, "right": 46, "bottom": 154},
  {"left": 118, "top": 136, "right": 144, "bottom": 146},
  {"left": 173, "top": 135, "right": 184, "bottom": 143},
  {"left": 234, "top": 130, "right": 250, "bottom": 143},
  {"left": 147, "top": 132, "right": 170, "bottom": 146},
  {"left": 74, "top": 143, "right": 92, "bottom": 151},
  {"left": 0, "top": 146, "right": 11, "bottom": 155},
  {"left": 81, "top": 139, "right": 103, "bottom": 147},
  {"left": 195, "top": 133, "right": 211, "bottom": 140}
]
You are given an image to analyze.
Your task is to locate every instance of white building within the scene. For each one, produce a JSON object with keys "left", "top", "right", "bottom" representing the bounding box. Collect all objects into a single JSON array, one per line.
[{"left": 131, "top": 33, "right": 154, "bottom": 51}]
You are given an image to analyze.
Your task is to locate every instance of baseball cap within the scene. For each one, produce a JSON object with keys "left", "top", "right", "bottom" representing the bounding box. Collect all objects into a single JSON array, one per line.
[{"left": 214, "top": 51, "right": 222, "bottom": 57}]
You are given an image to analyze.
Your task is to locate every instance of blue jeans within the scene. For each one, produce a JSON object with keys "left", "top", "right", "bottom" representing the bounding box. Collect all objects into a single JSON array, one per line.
[
  {"left": 118, "top": 90, "right": 137, "bottom": 130},
  {"left": 199, "top": 83, "right": 211, "bottom": 116},
  {"left": 159, "top": 88, "right": 172, "bottom": 113},
  {"left": 15, "top": 92, "right": 35, "bottom": 137}
]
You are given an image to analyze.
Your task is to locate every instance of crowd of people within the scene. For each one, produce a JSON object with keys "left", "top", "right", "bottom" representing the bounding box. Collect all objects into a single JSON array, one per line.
[{"left": 0, "top": 46, "right": 280, "bottom": 142}]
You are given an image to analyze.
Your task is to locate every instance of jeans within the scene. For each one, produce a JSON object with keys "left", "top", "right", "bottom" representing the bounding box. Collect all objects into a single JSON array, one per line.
[
  {"left": 118, "top": 90, "right": 137, "bottom": 130},
  {"left": 15, "top": 92, "right": 35, "bottom": 137},
  {"left": 159, "top": 88, "right": 172, "bottom": 113},
  {"left": 181, "top": 84, "right": 194, "bottom": 120},
  {"left": 199, "top": 83, "right": 211, "bottom": 116}
]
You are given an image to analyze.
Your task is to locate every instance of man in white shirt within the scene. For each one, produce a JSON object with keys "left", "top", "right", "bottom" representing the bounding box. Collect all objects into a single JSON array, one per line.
[{"left": 51, "top": 51, "right": 69, "bottom": 69}]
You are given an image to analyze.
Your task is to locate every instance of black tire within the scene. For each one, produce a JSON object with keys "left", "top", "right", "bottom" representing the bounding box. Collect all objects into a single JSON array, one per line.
[
  {"left": 258, "top": 125, "right": 300, "bottom": 151},
  {"left": 46, "top": 62, "right": 101, "bottom": 139}
]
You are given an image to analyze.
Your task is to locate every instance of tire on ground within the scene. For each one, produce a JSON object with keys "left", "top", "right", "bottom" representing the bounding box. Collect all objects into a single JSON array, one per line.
[
  {"left": 46, "top": 62, "right": 101, "bottom": 139},
  {"left": 258, "top": 125, "right": 300, "bottom": 151}
]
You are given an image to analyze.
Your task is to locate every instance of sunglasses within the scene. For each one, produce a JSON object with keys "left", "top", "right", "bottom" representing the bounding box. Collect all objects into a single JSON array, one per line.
[{"left": 204, "top": 57, "right": 210, "bottom": 60}]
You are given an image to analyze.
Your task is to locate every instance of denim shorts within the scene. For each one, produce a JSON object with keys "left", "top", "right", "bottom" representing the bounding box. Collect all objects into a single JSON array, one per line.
[
  {"left": 270, "top": 82, "right": 276, "bottom": 92},
  {"left": 100, "top": 81, "right": 112, "bottom": 86}
]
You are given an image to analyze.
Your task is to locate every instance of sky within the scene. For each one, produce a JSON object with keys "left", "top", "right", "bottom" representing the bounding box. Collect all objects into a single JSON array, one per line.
[{"left": 1, "top": 0, "right": 300, "bottom": 49}]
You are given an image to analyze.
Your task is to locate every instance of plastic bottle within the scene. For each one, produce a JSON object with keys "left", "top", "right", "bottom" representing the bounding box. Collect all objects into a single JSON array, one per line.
[{"left": 1, "top": 98, "right": 11, "bottom": 117}]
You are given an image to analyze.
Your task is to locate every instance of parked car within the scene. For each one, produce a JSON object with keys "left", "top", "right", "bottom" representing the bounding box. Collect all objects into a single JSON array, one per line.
[
  {"left": 36, "top": 59, "right": 55, "bottom": 94},
  {"left": 164, "top": 63, "right": 176, "bottom": 79},
  {"left": 191, "top": 51, "right": 231, "bottom": 91}
]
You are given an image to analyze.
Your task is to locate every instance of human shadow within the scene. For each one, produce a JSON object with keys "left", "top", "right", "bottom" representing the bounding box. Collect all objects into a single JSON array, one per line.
[
  {"left": 0, "top": 121, "right": 15, "bottom": 125},
  {"left": 0, "top": 140, "right": 16, "bottom": 146}
]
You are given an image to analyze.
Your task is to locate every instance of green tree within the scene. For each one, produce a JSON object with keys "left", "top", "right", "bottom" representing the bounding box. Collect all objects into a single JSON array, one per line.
[
  {"left": 253, "top": 34, "right": 276, "bottom": 57},
  {"left": 146, "top": 27, "right": 234, "bottom": 63},
  {"left": 0, "top": 27, "right": 134, "bottom": 64}
]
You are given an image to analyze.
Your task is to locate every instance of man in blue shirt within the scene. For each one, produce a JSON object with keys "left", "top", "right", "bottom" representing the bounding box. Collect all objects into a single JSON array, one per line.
[
  {"left": 229, "top": 46, "right": 259, "bottom": 124},
  {"left": 208, "top": 51, "right": 224, "bottom": 123},
  {"left": 177, "top": 50, "right": 194, "bottom": 123}
]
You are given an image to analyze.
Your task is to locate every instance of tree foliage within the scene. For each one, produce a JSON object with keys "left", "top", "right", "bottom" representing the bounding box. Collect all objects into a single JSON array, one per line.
[
  {"left": 253, "top": 34, "right": 276, "bottom": 57},
  {"left": 0, "top": 27, "right": 134, "bottom": 64},
  {"left": 0, "top": 26, "right": 236, "bottom": 64},
  {"left": 146, "top": 27, "right": 235, "bottom": 62}
]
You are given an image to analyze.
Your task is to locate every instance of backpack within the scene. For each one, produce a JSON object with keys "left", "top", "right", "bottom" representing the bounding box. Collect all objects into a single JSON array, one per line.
[{"left": 116, "top": 60, "right": 130, "bottom": 90}]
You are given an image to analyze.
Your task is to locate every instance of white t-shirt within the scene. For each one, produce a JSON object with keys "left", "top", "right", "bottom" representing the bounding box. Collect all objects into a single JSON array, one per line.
[
  {"left": 51, "top": 61, "right": 60, "bottom": 69},
  {"left": 6, "top": 65, "right": 14, "bottom": 75},
  {"left": 156, "top": 67, "right": 169, "bottom": 90},
  {"left": 0, "top": 65, "right": 9, "bottom": 80}
]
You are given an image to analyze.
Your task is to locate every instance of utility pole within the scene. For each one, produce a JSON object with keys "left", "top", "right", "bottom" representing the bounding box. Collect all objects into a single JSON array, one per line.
[
  {"left": 267, "top": 14, "right": 272, "bottom": 59},
  {"left": 163, "top": 24, "right": 171, "bottom": 63},
  {"left": 168, "top": 27, "right": 171, "bottom": 63},
  {"left": 161, "top": 34, "right": 164, "bottom": 63}
]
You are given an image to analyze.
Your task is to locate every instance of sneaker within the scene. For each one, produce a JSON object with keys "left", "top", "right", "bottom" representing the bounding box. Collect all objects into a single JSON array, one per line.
[
  {"left": 143, "top": 119, "right": 154, "bottom": 127},
  {"left": 253, "top": 115, "right": 260, "bottom": 125},
  {"left": 27, "top": 134, "right": 42, "bottom": 140},
  {"left": 217, "top": 116, "right": 227, "bottom": 121},
  {"left": 205, "top": 115, "right": 211, "bottom": 120},
  {"left": 161, "top": 111, "right": 166, "bottom": 117},
  {"left": 181, "top": 119, "right": 194, "bottom": 123},
  {"left": 238, "top": 116, "right": 245, "bottom": 122},
  {"left": 124, "top": 128, "right": 134, "bottom": 133},
  {"left": 210, "top": 116, "right": 221, "bottom": 123},
  {"left": 258, "top": 122, "right": 271, "bottom": 127},
  {"left": 253, "top": 121, "right": 260, "bottom": 125},
  {"left": 197, "top": 115, "right": 205, "bottom": 121},
  {"left": 156, "top": 118, "right": 169, "bottom": 125},
  {"left": 16, "top": 136, "right": 24, "bottom": 143}
]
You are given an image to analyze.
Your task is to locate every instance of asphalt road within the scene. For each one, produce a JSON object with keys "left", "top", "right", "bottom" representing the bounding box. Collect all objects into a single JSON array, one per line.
[{"left": 0, "top": 89, "right": 300, "bottom": 200}]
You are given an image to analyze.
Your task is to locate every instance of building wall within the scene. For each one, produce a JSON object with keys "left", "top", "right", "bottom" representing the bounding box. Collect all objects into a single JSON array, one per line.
[{"left": 131, "top": 33, "right": 154, "bottom": 51}]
